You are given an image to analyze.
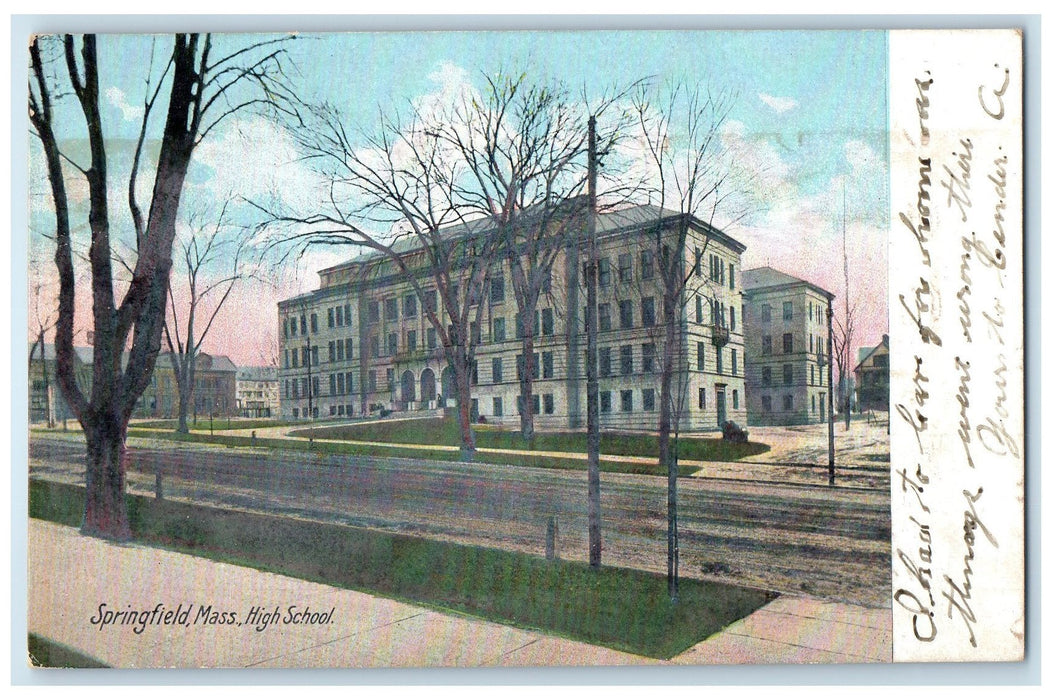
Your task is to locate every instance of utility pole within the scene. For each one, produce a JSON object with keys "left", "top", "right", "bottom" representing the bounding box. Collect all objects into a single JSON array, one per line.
[
  {"left": 586, "top": 116, "right": 602, "bottom": 568},
  {"left": 827, "top": 296, "right": 835, "bottom": 486}
]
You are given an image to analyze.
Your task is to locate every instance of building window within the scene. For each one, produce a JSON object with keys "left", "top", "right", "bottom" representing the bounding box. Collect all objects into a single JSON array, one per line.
[
  {"left": 346, "top": 372, "right": 353, "bottom": 394},
  {"left": 337, "top": 306, "right": 345, "bottom": 327},
  {"left": 599, "top": 303, "right": 611, "bottom": 332},
  {"left": 731, "top": 349, "right": 738, "bottom": 376},
  {"left": 600, "top": 391, "right": 611, "bottom": 413},
  {"left": 370, "top": 336, "right": 380, "bottom": 358},
  {"left": 599, "top": 347, "right": 612, "bottom": 377},
  {"left": 387, "top": 333, "right": 397, "bottom": 356},
  {"left": 490, "top": 274, "right": 505, "bottom": 304},
  {"left": 732, "top": 389, "right": 739, "bottom": 409},
  {"left": 337, "top": 373, "right": 345, "bottom": 395},
  {"left": 329, "top": 374, "right": 336, "bottom": 396},
  {"left": 695, "top": 296, "right": 704, "bottom": 324},
  {"left": 345, "top": 338, "right": 353, "bottom": 361},
  {"left": 811, "top": 364, "right": 815, "bottom": 385},
  {"left": 427, "top": 328, "right": 437, "bottom": 349},
  {"left": 543, "top": 393, "right": 554, "bottom": 415},
  {"left": 333, "top": 339, "right": 342, "bottom": 362},
  {"left": 328, "top": 308, "right": 335, "bottom": 328},
  {"left": 516, "top": 353, "right": 540, "bottom": 381},
  {"left": 762, "top": 335, "right": 772, "bottom": 356},
  {"left": 783, "top": 301, "right": 793, "bottom": 321},
  {"left": 783, "top": 333, "right": 794, "bottom": 354},
  {"left": 423, "top": 290, "right": 437, "bottom": 314},
  {"left": 783, "top": 364, "right": 793, "bottom": 385},
  {"left": 384, "top": 297, "right": 398, "bottom": 321},
  {"left": 715, "top": 347, "right": 723, "bottom": 375},
  {"left": 344, "top": 304, "right": 352, "bottom": 328},
  {"left": 492, "top": 358, "right": 503, "bottom": 384},
  {"left": 542, "top": 351, "right": 554, "bottom": 379},
  {"left": 641, "top": 249, "right": 654, "bottom": 279},
  {"left": 783, "top": 394, "right": 793, "bottom": 411},
  {"left": 643, "top": 388, "right": 656, "bottom": 411},
  {"left": 310, "top": 313, "right": 318, "bottom": 334},
  {"left": 812, "top": 394, "right": 816, "bottom": 412},
  {"left": 368, "top": 370, "right": 377, "bottom": 391},
  {"left": 729, "top": 264, "right": 735, "bottom": 290},
  {"left": 407, "top": 330, "right": 417, "bottom": 352},
  {"left": 598, "top": 257, "right": 611, "bottom": 286},
  {"left": 493, "top": 396, "right": 503, "bottom": 417},
  {"left": 619, "top": 300, "right": 633, "bottom": 329},
  {"left": 730, "top": 306, "right": 736, "bottom": 331},
  {"left": 618, "top": 253, "right": 632, "bottom": 282},
  {"left": 620, "top": 345, "right": 633, "bottom": 375},
  {"left": 404, "top": 294, "right": 417, "bottom": 318},
  {"left": 761, "top": 304, "right": 771, "bottom": 323},
  {"left": 620, "top": 390, "right": 633, "bottom": 413},
  {"left": 762, "top": 367, "right": 772, "bottom": 386},
  {"left": 328, "top": 341, "right": 335, "bottom": 363},
  {"left": 641, "top": 297, "right": 655, "bottom": 327},
  {"left": 386, "top": 368, "right": 394, "bottom": 390},
  {"left": 642, "top": 343, "right": 656, "bottom": 373},
  {"left": 368, "top": 300, "right": 380, "bottom": 323},
  {"left": 762, "top": 395, "right": 772, "bottom": 411},
  {"left": 699, "top": 387, "right": 706, "bottom": 409},
  {"left": 541, "top": 308, "right": 554, "bottom": 336},
  {"left": 284, "top": 318, "right": 289, "bottom": 338},
  {"left": 471, "top": 361, "right": 479, "bottom": 385},
  {"left": 697, "top": 342, "right": 705, "bottom": 371}
]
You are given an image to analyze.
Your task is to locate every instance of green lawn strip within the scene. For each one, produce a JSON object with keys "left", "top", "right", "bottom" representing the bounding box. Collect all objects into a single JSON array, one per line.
[
  {"left": 133, "top": 418, "right": 318, "bottom": 432},
  {"left": 28, "top": 633, "right": 109, "bottom": 669},
  {"left": 124, "top": 428, "right": 696, "bottom": 477},
  {"left": 295, "top": 417, "right": 770, "bottom": 463},
  {"left": 30, "top": 479, "right": 775, "bottom": 660}
]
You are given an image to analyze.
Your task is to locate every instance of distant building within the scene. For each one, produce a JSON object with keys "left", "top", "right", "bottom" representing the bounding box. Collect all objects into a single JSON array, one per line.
[
  {"left": 742, "top": 267, "right": 834, "bottom": 426},
  {"left": 236, "top": 366, "right": 280, "bottom": 418},
  {"left": 278, "top": 204, "right": 748, "bottom": 431},
  {"left": 135, "top": 352, "right": 238, "bottom": 419},
  {"left": 854, "top": 334, "right": 890, "bottom": 412},
  {"left": 28, "top": 343, "right": 93, "bottom": 424}
]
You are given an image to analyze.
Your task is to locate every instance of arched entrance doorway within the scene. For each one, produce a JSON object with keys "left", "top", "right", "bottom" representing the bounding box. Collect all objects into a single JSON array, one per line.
[
  {"left": 400, "top": 369, "right": 416, "bottom": 408},
  {"left": 420, "top": 368, "right": 437, "bottom": 404}
]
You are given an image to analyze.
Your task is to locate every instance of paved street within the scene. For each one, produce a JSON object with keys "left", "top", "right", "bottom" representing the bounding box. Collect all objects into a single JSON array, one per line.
[{"left": 31, "top": 433, "right": 890, "bottom": 607}]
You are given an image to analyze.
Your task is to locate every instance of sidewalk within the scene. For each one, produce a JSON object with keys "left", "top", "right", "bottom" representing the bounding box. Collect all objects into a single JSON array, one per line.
[{"left": 27, "top": 519, "right": 891, "bottom": 668}]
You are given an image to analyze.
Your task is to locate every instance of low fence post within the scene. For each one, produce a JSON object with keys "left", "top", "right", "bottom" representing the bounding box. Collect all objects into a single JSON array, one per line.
[
  {"left": 545, "top": 516, "right": 559, "bottom": 561},
  {"left": 155, "top": 468, "right": 164, "bottom": 501}
]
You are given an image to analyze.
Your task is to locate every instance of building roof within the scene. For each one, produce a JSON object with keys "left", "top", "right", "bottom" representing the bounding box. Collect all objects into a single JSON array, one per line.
[
  {"left": 742, "top": 266, "right": 834, "bottom": 300},
  {"left": 315, "top": 203, "right": 747, "bottom": 279},
  {"left": 854, "top": 334, "right": 890, "bottom": 372},
  {"left": 28, "top": 343, "right": 94, "bottom": 366},
  {"left": 237, "top": 366, "right": 279, "bottom": 381}
]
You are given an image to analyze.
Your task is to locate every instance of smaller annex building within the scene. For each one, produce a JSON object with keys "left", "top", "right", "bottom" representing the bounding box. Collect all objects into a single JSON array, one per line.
[
  {"left": 854, "top": 334, "right": 890, "bottom": 412},
  {"left": 742, "top": 267, "right": 833, "bottom": 426}
]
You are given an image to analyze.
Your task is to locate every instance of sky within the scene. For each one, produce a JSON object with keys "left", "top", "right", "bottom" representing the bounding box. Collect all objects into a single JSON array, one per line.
[{"left": 27, "top": 29, "right": 889, "bottom": 367}]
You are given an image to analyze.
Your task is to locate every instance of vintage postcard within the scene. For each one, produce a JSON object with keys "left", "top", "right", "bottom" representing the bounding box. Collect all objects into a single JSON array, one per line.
[{"left": 21, "top": 25, "right": 1024, "bottom": 672}]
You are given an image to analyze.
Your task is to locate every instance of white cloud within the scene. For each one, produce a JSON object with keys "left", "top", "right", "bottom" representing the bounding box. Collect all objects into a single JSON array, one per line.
[
  {"left": 758, "top": 93, "right": 798, "bottom": 114},
  {"left": 105, "top": 86, "right": 144, "bottom": 122}
]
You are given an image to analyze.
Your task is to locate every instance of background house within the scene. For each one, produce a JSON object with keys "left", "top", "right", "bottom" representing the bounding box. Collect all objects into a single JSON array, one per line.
[
  {"left": 854, "top": 334, "right": 890, "bottom": 412},
  {"left": 236, "top": 366, "right": 280, "bottom": 418}
]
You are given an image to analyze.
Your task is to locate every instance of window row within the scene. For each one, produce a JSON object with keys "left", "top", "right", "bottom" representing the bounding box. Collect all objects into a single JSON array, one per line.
[
  {"left": 697, "top": 387, "right": 741, "bottom": 410},
  {"left": 695, "top": 342, "right": 738, "bottom": 376}
]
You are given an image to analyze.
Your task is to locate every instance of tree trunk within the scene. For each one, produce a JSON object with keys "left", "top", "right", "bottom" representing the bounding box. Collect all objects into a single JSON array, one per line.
[
  {"left": 452, "top": 355, "right": 476, "bottom": 460},
  {"left": 176, "top": 380, "right": 191, "bottom": 434},
  {"left": 519, "top": 329, "right": 536, "bottom": 446},
  {"left": 660, "top": 290, "right": 678, "bottom": 600},
  {"left": 82, "top": 415, "right": 132, "bottom": 541}
]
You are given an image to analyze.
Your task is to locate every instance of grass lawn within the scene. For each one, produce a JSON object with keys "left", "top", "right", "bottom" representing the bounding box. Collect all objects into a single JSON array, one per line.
[
  {"left": 133, "top": 417, "right": 315, "bottom": 431},
  {"left": 296, "top": 417, "right": 770, "bottom": 463},
  {"left": 124, "top": 428, "right": 701, "bottom": 476},
  {"left": 31, "top": 479, "right": 775, "bottom": 660},
  {"left": 28, "top": 633, "right": 109, "bottom": 668}
]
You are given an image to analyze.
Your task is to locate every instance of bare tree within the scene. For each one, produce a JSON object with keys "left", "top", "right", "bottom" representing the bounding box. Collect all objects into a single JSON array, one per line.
[
  {"left": 29, "top": 33, "right": 296, "bottom": 539},
  {"left": 832, "top": 188, "right": 856, "bottom": 428},
  {"left": 258, "top": 103, "right": 501, "bottom": 459},
  {"left": 164, "top": 199, "right": 256, "bottom": 433},
  {"left": 628, "top": 81, "right": 746, "bottom": 600},
  {"left": 439, "top": 71, "right": 633, "bottom": 444}
]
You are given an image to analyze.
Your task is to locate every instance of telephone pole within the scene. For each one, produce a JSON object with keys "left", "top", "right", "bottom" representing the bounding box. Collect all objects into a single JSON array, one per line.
[{"left": 586, "top": 115, "right": 602, "bottom": 567}]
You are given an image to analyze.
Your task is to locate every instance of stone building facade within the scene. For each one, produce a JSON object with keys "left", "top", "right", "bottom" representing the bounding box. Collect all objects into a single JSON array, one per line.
[
  {"left": 742, "top": 267, "right": 834, "bottom": 426},
  {"left": 277, "top": 205, "right": 747, "bottom": 432},
  {"left": 854, "top": 334, "right": 890, "bottom": 412},
  {"left": 236, "top": 366, "right": 280, "bottom": 418}
]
